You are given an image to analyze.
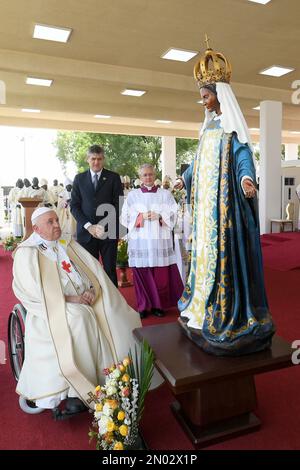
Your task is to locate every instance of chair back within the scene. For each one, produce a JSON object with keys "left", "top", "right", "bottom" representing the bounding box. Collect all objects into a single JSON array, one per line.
[{"left": 285, "top": 202, "right": 294, "bottom": 221}]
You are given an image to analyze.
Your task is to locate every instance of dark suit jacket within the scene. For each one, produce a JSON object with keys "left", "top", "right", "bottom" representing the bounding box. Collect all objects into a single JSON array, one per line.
[{"left": 70, "top": 168, "right": 123, "bottom": 243}]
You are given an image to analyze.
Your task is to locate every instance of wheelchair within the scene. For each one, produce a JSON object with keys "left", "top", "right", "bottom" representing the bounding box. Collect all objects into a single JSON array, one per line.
[
  {"left": 7, "top": 304, "right": 86, "bottom": 420},
  {"left": 8, "top": 304, "right": 45, "bottom": 414}
]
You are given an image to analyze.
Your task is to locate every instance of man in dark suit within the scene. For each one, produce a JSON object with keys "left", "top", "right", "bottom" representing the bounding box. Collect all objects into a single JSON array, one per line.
[{"left": 71, "top": 144, "right": 123, "bottom": 287}]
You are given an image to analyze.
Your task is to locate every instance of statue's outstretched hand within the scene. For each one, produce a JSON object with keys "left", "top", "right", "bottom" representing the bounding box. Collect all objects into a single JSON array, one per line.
[
  {"left": 174, "top": 177, "right": 184, "bottom": 190},
  {"left": 242, "top": 179, "right": 256, "bottom": 198}
]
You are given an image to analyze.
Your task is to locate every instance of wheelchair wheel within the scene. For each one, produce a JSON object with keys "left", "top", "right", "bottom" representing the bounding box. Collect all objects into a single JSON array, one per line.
[
  {"left": 8, "top": 304, "right": 26, "bottom": 381},
  {"left": 8, "top": 304, "right": 45, "bottom": 414},
  {"left": 19, "top": 396, "right": 45, "bottom": 415}
]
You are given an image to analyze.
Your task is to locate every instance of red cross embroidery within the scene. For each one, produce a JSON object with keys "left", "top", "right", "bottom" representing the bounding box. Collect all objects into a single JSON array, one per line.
[{"left": 61, "top": 260, "right": 72, "bottom": 273}]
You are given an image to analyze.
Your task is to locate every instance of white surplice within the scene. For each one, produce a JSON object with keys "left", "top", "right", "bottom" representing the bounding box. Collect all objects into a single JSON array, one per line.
[
  {"left": 8, "top": 187, "right": 23, "bottom": 237},
  {"left": 121, "top": 187, "right": 178, "bottom": 268},
  {"left": 57, "top": 189, "right": 77, "bottom": 237}
]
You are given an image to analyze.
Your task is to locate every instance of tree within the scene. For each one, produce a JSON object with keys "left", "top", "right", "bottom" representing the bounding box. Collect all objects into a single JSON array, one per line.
[
  {"left": 55, "top": 131, "right": 163, "bottom": 177},
  {"left": 54, "top": 131, "right": 199, "bottom": 178},
  {"left": 176, "top": 138, "right": 198, "bottom": 172}
]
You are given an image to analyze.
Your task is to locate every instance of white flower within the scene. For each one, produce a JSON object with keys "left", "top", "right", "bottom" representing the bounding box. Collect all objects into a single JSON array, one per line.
[
  {"left": 111, "top": 368, "right": 121, "bottom": 379},
  {"left": 102, "top": 403, "right": 113, "bottom": 417},
  {"left": 106, "top": 378, "right": 117, "bottom": 388},
  {"left": 98, "top": 415, "right": 113, "bottom": 435},
  {"left": 106, "top": 386, "right": 117, "bottom": 396}
]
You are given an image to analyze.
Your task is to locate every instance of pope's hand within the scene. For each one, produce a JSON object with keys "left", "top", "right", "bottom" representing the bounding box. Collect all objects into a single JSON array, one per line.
[
  {"left": 242, "top": 179, "right": 256, "bottom": 198},
  {"left": 65, "top": 294, "right": 89, "bottom": 304},
  {"left": 88, "top": 224, "right": 105, "bottom": 239},
  {"left": 82, "top": 289, "right": 96, "bottom": 305}
]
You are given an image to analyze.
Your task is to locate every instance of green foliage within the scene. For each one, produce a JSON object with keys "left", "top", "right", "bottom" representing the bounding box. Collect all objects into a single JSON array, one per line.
[
  {"left": 127, "top": 340, "right": 155, "bottom": 424},
  {"left": 2, "top": 234, "right": 20, "bottom": 251},
  {"left": 55, "top": 131, "right": 162, "bottom": 177},
  {"left": 55, "top": 131, "right": 199, "bottom": 177},
  {"left": 116, "top": 240, "right": 129, "bottom": 266},
  {"left": 176, "top": 137, "right": 198, "bottom": 170}
]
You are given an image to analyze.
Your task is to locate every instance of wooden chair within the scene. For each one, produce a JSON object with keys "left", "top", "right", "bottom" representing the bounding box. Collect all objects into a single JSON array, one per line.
[{"left": 270, "top": 202, "right": 294, "bottom": 233}]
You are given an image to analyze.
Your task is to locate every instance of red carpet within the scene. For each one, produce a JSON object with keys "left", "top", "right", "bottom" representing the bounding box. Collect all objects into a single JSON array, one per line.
[
  {"left": 0, "top": 237, "right": 299, "bottom": 450},
  {"left": 261, "top": 232, "right": 300, "bottom": 271}
]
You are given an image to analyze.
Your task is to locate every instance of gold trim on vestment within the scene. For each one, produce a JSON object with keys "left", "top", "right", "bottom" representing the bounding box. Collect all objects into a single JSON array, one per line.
[
  {"left": 38, "top": 251, "right": 98, "bottom": 409},
  {"left": 67, "top": 241, "right": 118, "bottom": 362}
]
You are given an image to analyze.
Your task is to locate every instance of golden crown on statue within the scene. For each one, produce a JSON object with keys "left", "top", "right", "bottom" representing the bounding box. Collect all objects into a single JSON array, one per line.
[{"left": 193, "top": 34, "right": 232, "bottom": 87}]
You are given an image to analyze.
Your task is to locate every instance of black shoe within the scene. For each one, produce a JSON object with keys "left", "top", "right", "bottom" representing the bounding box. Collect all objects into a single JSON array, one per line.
[
  {"left": 139, "top": 310, "right": 148, "bottom": 319},
  {"left": 65, "top": 397, "right": 87, "bottom": 413},
  {"left": 52, "top": 398, "right": 88, "bottom": 421},
  {"left": 151, "top": 308, "right": 165, "bottom": 318}
]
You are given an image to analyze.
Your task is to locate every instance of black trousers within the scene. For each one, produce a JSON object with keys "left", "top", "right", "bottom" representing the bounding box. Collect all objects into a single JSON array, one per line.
[{"left": 80, "top": 238, "right": 118, "bottom": 287}]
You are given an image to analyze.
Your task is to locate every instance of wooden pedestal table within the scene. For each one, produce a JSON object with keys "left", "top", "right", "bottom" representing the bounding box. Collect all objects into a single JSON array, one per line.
[
  {"left": 18, "top": 198, "right": 43, "bottom": 241},
  {"left": 134, "top": 322, "right": 293, "bottom": 448}
]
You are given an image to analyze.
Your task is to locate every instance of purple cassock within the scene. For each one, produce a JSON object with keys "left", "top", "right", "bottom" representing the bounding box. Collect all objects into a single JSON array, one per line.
[{"left": 132, "top": 264, "right": 183, "bottom": 312}]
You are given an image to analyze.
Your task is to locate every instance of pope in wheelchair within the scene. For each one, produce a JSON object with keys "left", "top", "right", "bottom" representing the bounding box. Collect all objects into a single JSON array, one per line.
[{"left": 11, "top": 207, "right": 142, "bottom": 420}]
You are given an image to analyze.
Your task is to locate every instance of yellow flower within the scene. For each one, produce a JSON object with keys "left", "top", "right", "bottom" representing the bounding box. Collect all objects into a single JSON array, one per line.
[
  {"left": 95, "top": 385, "right": 101, "bottom": 392},
  {"left": 95, "top": 403, "right": 103, "bottom": 412},
  {"left": 113, "top": 442, "right": 124, "bottom": 450},
  {"left": 121, "top": 374, "right": 130, "bottom": 382},
  {"left": 123, "top": 357, "right": 131, "bottom": 367},
  {"left": 106, "top": 399, "right": 118, "bottom": 410},
  {"left": 117, "top": 411, "right": 125, "bottom": 421},
  {"left": 118, "top": 364, "right": 125, "bottom": 373},
  {"left": 119, "top": 424, "right": 128, "bottom": 436},
  {"left": 107, "top": 421, "right": 115, "bottom": 432},
  {"left": 104, "top": 432, "right": 113, "bottom": 443}
]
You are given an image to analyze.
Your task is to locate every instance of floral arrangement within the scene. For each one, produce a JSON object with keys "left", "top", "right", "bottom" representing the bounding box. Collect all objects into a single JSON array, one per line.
[
  {"left": 116, "top": 239, "right": 128, "bottom": 267},
  {"left": 172, "top": 187, "right": 186, "bottom": 204},
  {"left": 89, "top": 340, "right": 154, "bottom": 451},
  {"left": 2, "top": 234, "right": 19, "bottom": 251}
]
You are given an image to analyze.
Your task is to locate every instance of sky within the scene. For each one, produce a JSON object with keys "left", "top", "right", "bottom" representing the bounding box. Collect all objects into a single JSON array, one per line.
[{"left": 0, "top": 126, "right": 77, "bottom": 187}]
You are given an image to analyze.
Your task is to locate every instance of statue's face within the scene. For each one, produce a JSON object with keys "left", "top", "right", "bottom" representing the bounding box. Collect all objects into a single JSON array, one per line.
[
  {"left": 200, "top": 87, "right": 220, "bottom": 114},
  {"left": 32, "top": 177, "right": 38, "bottom": 186},
  {"left": 16, "top": 180, "right": 24, "bottom": 189}
]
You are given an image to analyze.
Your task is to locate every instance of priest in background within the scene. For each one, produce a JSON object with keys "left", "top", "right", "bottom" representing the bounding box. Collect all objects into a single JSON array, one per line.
[{"left": 121, "top": 164, "right": 183, "bottom": 319}]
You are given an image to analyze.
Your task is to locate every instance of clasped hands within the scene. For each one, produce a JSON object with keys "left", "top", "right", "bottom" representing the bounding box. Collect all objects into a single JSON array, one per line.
[
  {"left": 88, "top": 224, "right": 105, "bottom": 239},
  {"left": 65, "top": 288, "right": 96, "bottom": 305},
  {"left": 142, "top": 211, "right": 160, "bottom": 221}
]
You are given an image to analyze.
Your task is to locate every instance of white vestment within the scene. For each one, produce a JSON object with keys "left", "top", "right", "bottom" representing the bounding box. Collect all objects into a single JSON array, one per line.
[
  {"left": 29, "top": 187, "right": 46, "bottom": 199},
  {"left": 12, "top": 234, "right": 144, "bottom": 408},
  {"left": 8, "top": 187, "right": 23, "bottom": 237},
  {"left": 49, "top": 185, "right": 61, "bottom": 204},
  {"left": 57, "top": 189, "right": 76, "bottom": 237},
  {"left": 121, "top": 187, "right": 178, "bottom": 268}
]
